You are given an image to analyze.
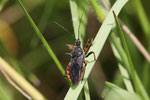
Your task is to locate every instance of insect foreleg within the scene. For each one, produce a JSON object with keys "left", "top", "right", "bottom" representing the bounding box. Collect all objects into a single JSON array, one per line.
[{"left": 66, "top": 44, "right": 76, "bottom": 50}]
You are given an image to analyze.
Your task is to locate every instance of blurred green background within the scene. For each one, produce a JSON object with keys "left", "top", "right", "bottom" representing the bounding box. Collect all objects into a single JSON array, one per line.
[{"left": 0, "top": 0, "right": 150, "bottom": 99}]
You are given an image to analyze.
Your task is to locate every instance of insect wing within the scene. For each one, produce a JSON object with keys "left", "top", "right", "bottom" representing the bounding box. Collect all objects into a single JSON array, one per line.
[{"left": 70, "top": 62, "right": 81, "bottom": 84}]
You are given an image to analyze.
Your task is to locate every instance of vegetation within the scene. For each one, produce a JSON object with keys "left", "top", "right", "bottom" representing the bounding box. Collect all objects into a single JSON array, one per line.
[{"left": 0, "top": 0, "right": 150, "bottom": 99}]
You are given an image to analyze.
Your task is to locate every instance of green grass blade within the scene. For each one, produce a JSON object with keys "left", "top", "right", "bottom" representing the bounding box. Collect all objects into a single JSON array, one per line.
[
  {"left": 16, "top": 0, "right": 65, "bottom": 75},
  {"left": 113, "top": 11, "right": 149, "bottom": 100},
  {"left": 110, "top": 36, "right": 134, "bottom": 93},
  {"left": 90, "top": 0, "right": 105, "bottom": 22},
  {"left": 102, "top": 82, "right": 142, "bottom": 100},
  {"left": 78, "top": 0, "right": 89, "bottom": 41},
  {"left": 30, "top": 0, "right": 55, "bottom": 48},
  {"left": 0, "top": 57, "right": 46, "bottom": 100},
  {"left": 132, "top": 0, "right": 150, "bottom": 90},
  {"left": 84, "top": 81, "right": 91, "bottom": 100},
  {"left": 91, "top": 0, "right": 134, "bottom": 94},
  {"left": 69, "top": 0, "right": 79, "bottom": 39},
  {"left": 132, "top": 0, "right": 150, "bottom": 38},
  {"left": 64, "top": 0, "right": 128, "bottom": 99}
]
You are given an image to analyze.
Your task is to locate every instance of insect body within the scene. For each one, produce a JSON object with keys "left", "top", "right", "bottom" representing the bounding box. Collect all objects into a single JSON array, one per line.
[{"left": 64, "top": 39, "right": 96, "bottom": 84}]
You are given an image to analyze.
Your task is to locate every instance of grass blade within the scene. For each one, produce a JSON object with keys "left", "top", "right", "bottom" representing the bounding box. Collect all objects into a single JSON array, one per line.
[
  {"left": 110, "top": 36, "right": 134, "bottom": 93},
  {"left": 102, "top": 82, "right": 142, "bottom": 100},
  {"left": 0, "top": 57, "right": 46, "bottom": 100},
  {"left": 16, "top": 0, "right": 65, "bottom": 75},
  {"left": 91, "top": 0, "right": 134, "bottom": 94},
  {"left": 64, "top": 0, "right": 128, "bottom": 99},
  {"left": 113, "top": 11, "right": 149, "bottom": 100},
  {"left": 69, "top": 0, "right": 79, "bottom": 39},
  {"left": 30, "top": 0, "right": 55, "bottom": 48},
  {"left": 84, "top": 81, "right": 91, "bottom": 100}
]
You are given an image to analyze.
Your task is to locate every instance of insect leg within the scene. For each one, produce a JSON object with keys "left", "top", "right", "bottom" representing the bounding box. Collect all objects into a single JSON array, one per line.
[
  {"left": 81, "top": 61, "right": 87, "bottom": 81},
  {"left": 65, "top": 53, "right": 72, "bottom": 56},
  {"left": 79, "top": 60, "right": 84, "bottom": 81},
  {"left": 66, "top": 44, "right": 76, "bottom": 50},
  {"left": 86, "top": 51, "right": 96, "bottom": 60},
  {"left": 84, "top": 39, "right": 93, "bottom": 52}
]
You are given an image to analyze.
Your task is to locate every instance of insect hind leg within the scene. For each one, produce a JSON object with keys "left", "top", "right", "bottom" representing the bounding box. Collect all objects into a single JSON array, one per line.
[
  {"left": 86, "top": 51, "right": 96, "bottom": 60},
  {"left": 84, "top": 39, "right": 93, "bottom": 52},
  {"left": 81, "top": 61, "right": 87, "bottom": 81}
]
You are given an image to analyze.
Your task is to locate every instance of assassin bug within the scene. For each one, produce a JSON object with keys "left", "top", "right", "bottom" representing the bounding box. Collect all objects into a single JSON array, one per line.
[{"left": 64, "top": 20, "right": 96, "bottom": 85}]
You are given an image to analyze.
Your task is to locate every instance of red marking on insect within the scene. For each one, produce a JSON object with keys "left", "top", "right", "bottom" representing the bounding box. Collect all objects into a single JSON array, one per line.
[
  {"left": 84, "top": 47, "right": 88, "bottom": 51},
  {"left": 67, "top": 66, "right": 70, "bottom": 69},
  {"left": 69, "top": 79, "right": 72, "bottom": 82},
  {"left": 67, "top": 75, "right": 70, "bottom": 78},
  {"left": 63, "top": 16, "right": 96, "bottom": 85},
  {"left": 64, "top": 38, "right": 96, "bottom": 85},
  {"left": 66, "top": 70, "right": 69, "bottom": 74},
  {"left": 87, "top": 42, "right": 90, "bottom": 46}
]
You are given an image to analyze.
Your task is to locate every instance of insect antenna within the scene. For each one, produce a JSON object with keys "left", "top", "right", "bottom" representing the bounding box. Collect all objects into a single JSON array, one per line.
[{"left": 54, "top": 21, "right": 75, "bottom": 39}]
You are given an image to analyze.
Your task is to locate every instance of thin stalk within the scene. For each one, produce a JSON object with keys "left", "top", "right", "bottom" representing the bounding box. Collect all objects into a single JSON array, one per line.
[
  {"left": 90, "top": 0, "right": 105, "bottom": 22},
  {"left": 0, "top": 57, "right": 46, "bottom": 100},
  {"left": 16, "top": 0, "right": 65, "bottom": 75},
  {"left": 113, "top": 11, "right": 149, "bottom": 100},
  {"left": 0, "top": 38, "right": 40, "bottom": 85},
  {"left": 132, "top": 0, "right": 150, "bottom": 38},
  {"left": 132, "top": 0, "right": 150, "bottom": 89},
  {"left": 0, "top": 68, "right": 31, "bottom": 100},
  {"left": 30, "top": 0, "right": 55, "bottom": 48}
]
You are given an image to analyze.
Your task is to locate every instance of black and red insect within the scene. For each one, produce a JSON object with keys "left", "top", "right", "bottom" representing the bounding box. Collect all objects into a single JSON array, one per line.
[{"left": 64, "top": 36, "right": 96, "bottom": 85}]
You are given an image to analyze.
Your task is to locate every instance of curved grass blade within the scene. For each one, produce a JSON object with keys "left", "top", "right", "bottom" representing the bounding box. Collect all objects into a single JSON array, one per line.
[
  {"left": 0, "top": 57, "right": 46, "bottom": 100},
  {"left": 132, "top": 0, "right": 150, "bottom": 90},
  {"left": 16, "top": 0, "right": 65, "bottom": 75},
  {"left": 113, "top": 11, "right": 149, "bottom": 100},
  {"left": 102, "top": 82, "right": 142, "bottom": 100},
  {"left": 110, "top": 35, "right": 134, "bottom": 93},
  {"left": 64, "top": 0, "right": 128, "bottom": 99}
]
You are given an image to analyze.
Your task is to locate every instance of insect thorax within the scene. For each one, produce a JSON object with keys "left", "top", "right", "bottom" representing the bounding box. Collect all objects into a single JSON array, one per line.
[{"left": 71, "top": 47, "right": 84, "bottom": 58}]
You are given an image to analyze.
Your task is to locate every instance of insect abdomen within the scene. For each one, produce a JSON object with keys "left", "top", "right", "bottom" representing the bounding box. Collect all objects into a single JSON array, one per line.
[{"left": 70, "top": 63, "right": 81, "bottom": 84}]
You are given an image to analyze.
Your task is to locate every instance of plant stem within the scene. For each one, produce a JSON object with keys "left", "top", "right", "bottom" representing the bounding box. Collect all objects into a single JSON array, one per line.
[
  {"left": 113, "top": 11, "right": 149, "bottom": 100},
  {"left": 0, "top": 57, "right": 46, "bottom": 100},
  {"left": 16, "top": 0, "right": 65, "bottom": 75}
]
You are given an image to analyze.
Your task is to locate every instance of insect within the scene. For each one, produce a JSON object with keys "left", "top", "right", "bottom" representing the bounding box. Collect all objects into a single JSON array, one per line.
[{"left": 64, "top": 35, "right": 96, "bottom": 85}]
